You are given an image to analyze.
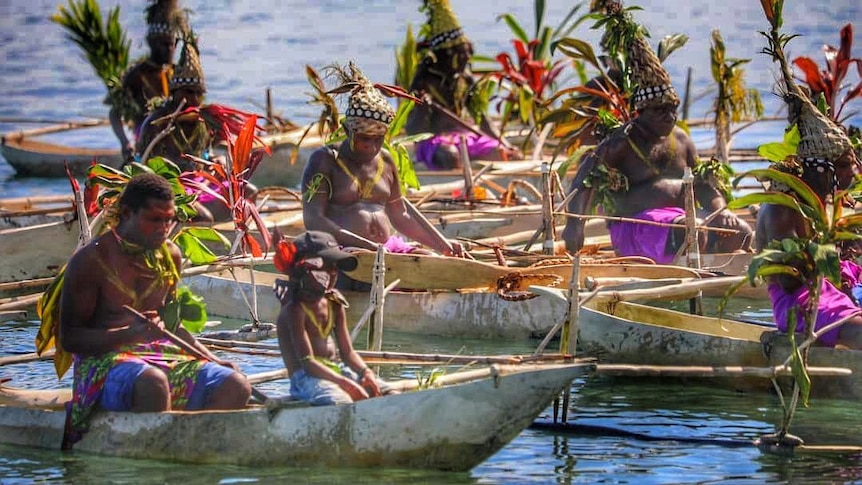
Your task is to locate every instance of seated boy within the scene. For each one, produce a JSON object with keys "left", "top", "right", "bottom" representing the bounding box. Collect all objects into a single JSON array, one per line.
[{"left": 273, "top": 231, "right": 390, "bottom": 405}]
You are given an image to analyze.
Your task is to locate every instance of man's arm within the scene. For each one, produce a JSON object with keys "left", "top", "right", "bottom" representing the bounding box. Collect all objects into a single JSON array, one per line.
[
  {"left": 384, "top": 154, "right": 456, "bottom": 255},
  {"left": 275, "top": 301, "right": 369, "bottom": 401},
  {"left": 332, "top": 304, "right": 380, "bottom": 397},
  {"left": 561, "top": 151, "right": 599, "bottom": 253},
  {"left": 58, "top": 248, "right": 155, "bottom": 355}
]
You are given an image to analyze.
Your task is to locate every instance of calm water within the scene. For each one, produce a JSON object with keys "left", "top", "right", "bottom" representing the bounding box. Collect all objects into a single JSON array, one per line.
[{"left": 2, "top": 0, "right": 862, "bottom": 483}]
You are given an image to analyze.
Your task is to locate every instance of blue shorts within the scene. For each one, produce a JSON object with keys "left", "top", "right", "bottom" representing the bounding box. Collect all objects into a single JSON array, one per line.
[
  {"left": 289, "top": 364, "right": 390, "bottom": 406},
  {"left": 99, "top": 361, "right": 235, "bottom": 411}
]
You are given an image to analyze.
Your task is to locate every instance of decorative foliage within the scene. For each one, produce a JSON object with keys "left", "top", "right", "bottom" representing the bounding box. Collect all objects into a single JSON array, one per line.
[
  {"left": 792, "top": 23, "right": 861, "bottom": 125},
  {"left": 709, "top": 29, "right": 764, "bottom": 162},
  {"left": 693, "top": 157, "right": 735, "bottom": 202},
  {"left": 584, "top": 163, "right": 628, "bottom": 214},
  {"left": 394, "top": 24, "right": 420, "bottom": 92},
  {"left": 273, "top": 239, "right": 298, "bottom": 274},
  {"left": 51, "top": 0, "right": 134, "bottom": 119},
  {"left": 183, "top": 115, "right": 273, "bottom": 258}
]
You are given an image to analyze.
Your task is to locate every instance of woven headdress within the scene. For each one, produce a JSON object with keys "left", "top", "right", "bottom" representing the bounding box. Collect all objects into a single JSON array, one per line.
[
  {"left": 591, "top": 0, "right": 679, "bottom": 111},
  {"left": 422, "top": 0, "right": 469, "bottom": 51},
  {"left": 170, "top": 31, "right": 205, "bottom": 92},
  {"left": 329, "top": 63, "right": 396, "bottom": 137},
  {"left": 145, "top": 0, "right": 181, "bottom": 40},
  {"left": 767, "top": 23, "right": 853, "bottom": 172}
]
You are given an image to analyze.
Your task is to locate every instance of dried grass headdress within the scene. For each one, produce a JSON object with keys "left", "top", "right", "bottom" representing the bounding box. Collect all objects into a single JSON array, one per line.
[{"left": 591, "top": 0, "right": 679, "bottom": 111}]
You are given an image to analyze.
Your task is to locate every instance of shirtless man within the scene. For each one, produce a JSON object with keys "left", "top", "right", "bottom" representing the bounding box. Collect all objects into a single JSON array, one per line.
[
  {"left": 561, "top": 1, "right": 751, "bottom": 262},
  {"left": 302, "top": 63, "right": 462, "bottom": 257},
  {"left": 273, "top": 231, "right": 387, "bottom": 405},
  {"left": 755, "top": 35, "right": 862, "bottom": 349},
  {"left": 405, "top": 0, "right": 518, "bottom": 170},
  {"left": 59, "top": 173, "right": 250, "bottom": 442},
  {"left": 109, "top": 0, "right": 181, "bottom": 162},
  {"left": 137, "top": 34, "right": 210, "bottom": 171}
]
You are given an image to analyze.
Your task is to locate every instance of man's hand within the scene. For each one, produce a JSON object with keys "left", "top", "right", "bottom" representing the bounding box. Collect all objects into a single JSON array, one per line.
[
  {"left": 444, "top": 240, "right": 472, "bottom": 259},
  {"left": 273, "top": 279, "right": 291, "bottom": 305},
  {"left": 561, "top": 221, "right": 586, "bottom": 254},
  {"left": 710, "top": 208, "right": 740, "bottom": 233},
  {"left": 216, "top": 359, "right": 242, "bottom": 373},
  {"left": 359, "top": 368, "right": 382, "bottom": 397},
  {"left": 128, "top": 310, "right": 166, "bottom": 344},
  {"left": 121, "top": 142, "right": 136, "bottom": 165},
  {"left": 340, "top": 378, "right": 370, "bottom": 402}
]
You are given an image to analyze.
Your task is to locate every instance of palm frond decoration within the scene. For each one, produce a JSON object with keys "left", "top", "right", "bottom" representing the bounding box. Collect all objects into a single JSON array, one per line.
[{"left": 51, "top": 0, "right": 131, "bottom": 113}]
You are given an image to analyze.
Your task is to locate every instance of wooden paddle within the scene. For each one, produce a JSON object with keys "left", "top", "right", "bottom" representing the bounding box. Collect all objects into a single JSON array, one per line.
[{"left": 123, "top": 305, "right": 269, "bottom": 403}]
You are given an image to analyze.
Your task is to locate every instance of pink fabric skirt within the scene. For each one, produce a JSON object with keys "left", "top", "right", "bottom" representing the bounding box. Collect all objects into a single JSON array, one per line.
[{"left": 607, "top": 207, "right": 685, "bottom": 264}]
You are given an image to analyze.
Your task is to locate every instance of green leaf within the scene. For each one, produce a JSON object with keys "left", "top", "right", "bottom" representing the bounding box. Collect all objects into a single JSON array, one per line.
[
  {"left": 534, "top": 0, "right": 546, "bottom": 40},
  {"left": 177, "top": 286, "right": 208, "bottom": 334},
  {"left": 173, "top": 232, "right": 220, "bottom": 265},
  {"left": 498, "top": 13, "right": 529, "bottom": 44},
  {"left": 787, "top": 332, "right": 811, "bottom": 407},
  {"left": 733, "top": 169, "right": 825, "bottom": 225},
  {"left": 146, "top": 156, "right": 182, "bottom": 179},
  {"left": 552, "top": 38, "right": 602, "bottom": 71}
]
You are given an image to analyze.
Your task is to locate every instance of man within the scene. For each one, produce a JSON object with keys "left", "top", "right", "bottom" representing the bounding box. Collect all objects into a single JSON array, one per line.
[
  {"left": 562, "top": 0, "right": 752, "bottom": 263},
  {"left": 755, "top": 38, "right": 862, "bottom": 349},
  {"left": 59, "top": 173, "right": 250, "bottom": 443},
  {"left": 109, "top": 0, "right": 182, "bottom": 162},
  {"left": 137, "top": 31, "right": 210, "bottom": 171},
  {"left": 405, "top": 0, "right": 519, "bottom": 170},
  {"left": 302, "top": 62, "right": 463, "bottom": 258},
  {"left": 273, "top": 231, "right": 390, "bottom": 405}
]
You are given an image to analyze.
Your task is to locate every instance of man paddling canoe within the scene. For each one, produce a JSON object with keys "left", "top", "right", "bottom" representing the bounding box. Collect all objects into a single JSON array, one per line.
[
  {"left": 561, "top": 0, "right": 753, "bottom": 262},
  {"left": 57, "top": 174, "right": 250, "bottom": 445},
  {"left": 301, "top": 62, "right": 465, "bottom": 260}
]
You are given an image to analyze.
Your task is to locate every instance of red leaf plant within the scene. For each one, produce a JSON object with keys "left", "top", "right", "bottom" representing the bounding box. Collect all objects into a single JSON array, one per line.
[
  {"left": 181, "top": 115, "right": 273, "bottom": 257},
  {"left": 793, "top": 23, "right": 862, "bottom": 124}
]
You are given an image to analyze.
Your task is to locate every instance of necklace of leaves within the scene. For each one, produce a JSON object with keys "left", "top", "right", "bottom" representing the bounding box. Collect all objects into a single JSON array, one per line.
[{"left": 335, "top": 155, "right": 385, "bottom": 200}]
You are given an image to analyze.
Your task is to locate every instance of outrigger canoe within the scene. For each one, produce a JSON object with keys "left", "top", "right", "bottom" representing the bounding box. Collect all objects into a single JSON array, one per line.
[
  {"left": 0, "top": 120, "right": 123, "bottom": 177},
  {"left": 183, "top": 256, "right": 753, "bottom": 340},
  {"left": 0, "top": 362, "right": 593, "bottom": 470},
  {"left": 533, "top": 285, "right": 861, "bottom": 402}
]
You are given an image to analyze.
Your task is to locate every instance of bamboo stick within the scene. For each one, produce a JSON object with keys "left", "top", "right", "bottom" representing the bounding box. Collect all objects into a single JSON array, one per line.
[
  {"left": 0, "top": 277, "right": 55, "bottom": 292},
  {"left": 0, "top": 350, "right": 54, "bottom": 366},
  {"left": 0, "top": 206, "right": 75, "bottom": 218},
  {"left": 558, "top": 212, "right": 740, "bottom": 235},
  {"left": 590, "top": 276, "right": 746, "bottom": 303},
  {"left": 0, "top": 293, "right": 42, "bottom": 311},
  {"left": 1, "top": 118, "right": 110, "bottom": 141},
  {"left": 595, "top": 364, "right": 852, "bottom": 378}
]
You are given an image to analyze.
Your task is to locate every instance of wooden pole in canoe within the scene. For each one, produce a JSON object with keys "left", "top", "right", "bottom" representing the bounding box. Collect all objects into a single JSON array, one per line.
[
  {"left": 0, "top": 277, "right": 55, "bottom": 293},
  {"left": 366, "top": 245, "right": 386, "bottom": 358},
  {"left": 0, "top": 119, "right": 110, "bottom": 141},
  {"left": 459, "top": 137, "right": 474, "bottom": 200},
  {"left": 557, "top": 256, "right": 580, "bottom": 423},
  {"left": 681, "top": 167, "right": 703, "bottom": 315},
  {"left": 349, "top": 279, "right": 400, "bottom": 342},
  {"left": 595, "top": 364, "right": 852, "bottom": 378},
  {"left": 541, "top": 162, "right": 556, "bottom": 256}
]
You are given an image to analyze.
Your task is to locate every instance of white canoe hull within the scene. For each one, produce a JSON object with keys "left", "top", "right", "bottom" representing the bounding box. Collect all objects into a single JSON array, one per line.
[
  {"left": 0, "top": 363, "right": 592, "bottom": 470},
  {"left": 0, "top": 137, "right": 123, "bottom": 177},
  {"left": 184, "top": 269, "right": 567, "bottom": 339},
  {"left": 0, "top": 220, "right": 79, "bottom": 283}
]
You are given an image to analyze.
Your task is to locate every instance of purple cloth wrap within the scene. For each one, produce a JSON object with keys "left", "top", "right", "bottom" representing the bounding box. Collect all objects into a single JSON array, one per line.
[
  {"left": 383, "top": 235, "right": 417, "bottom": 254},
  {"left": 767, "top": 276, "right": 860, "bottom": 347},
  {"left": 414, "top": 131, "right": 500, "bottom": 170},
  {"left": 607, "top": 207, "right": 686, "bottom": 264}
]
